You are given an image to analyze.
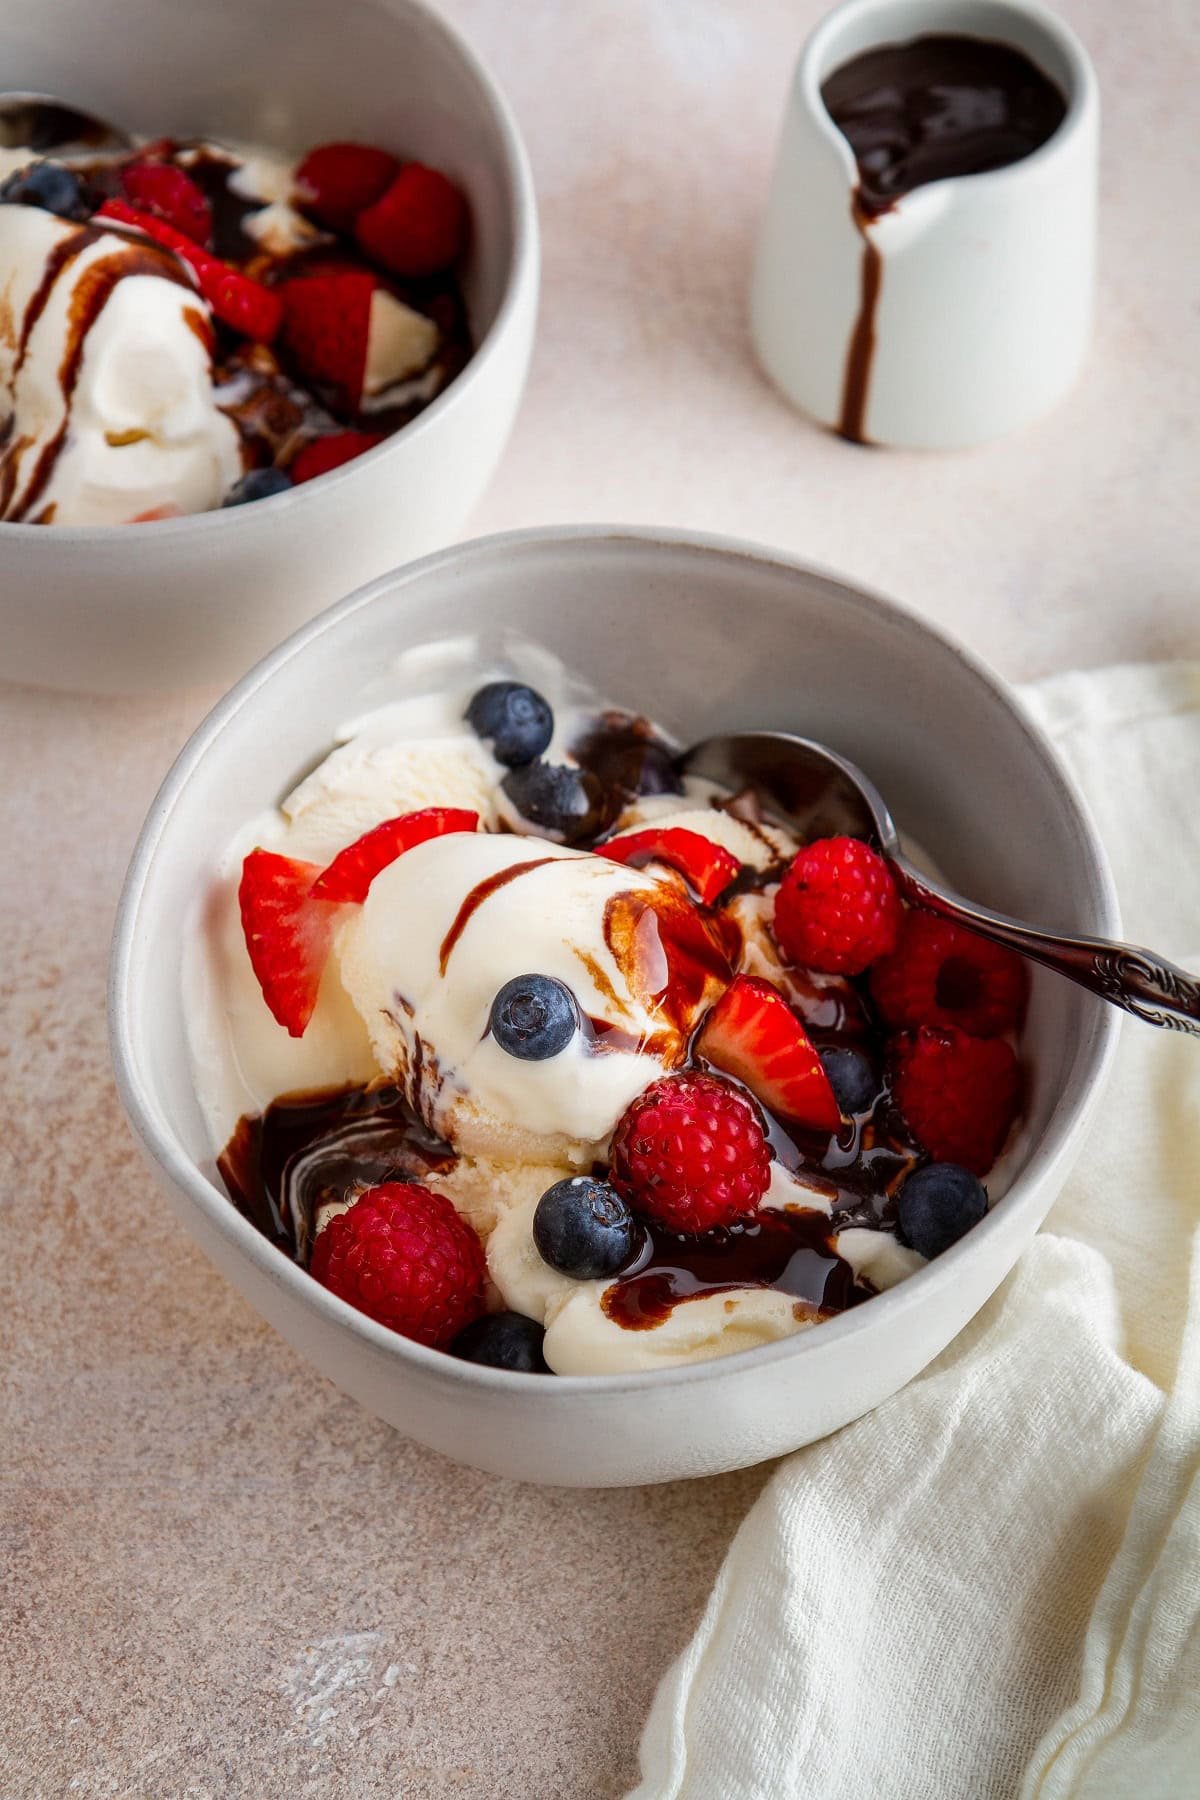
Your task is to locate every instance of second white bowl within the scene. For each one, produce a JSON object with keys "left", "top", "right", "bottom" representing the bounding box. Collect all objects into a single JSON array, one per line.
[{"left": 1, "top": 0, "right": 538, "bottom": 694}]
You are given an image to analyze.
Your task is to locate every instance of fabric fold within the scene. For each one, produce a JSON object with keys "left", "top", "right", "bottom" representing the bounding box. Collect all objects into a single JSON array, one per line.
[{"left": 631, "top": 663, "right": 1200, "bottom": 1800}]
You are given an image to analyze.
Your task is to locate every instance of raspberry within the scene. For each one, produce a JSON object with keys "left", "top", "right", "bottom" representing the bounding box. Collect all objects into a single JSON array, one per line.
[
  {"left": 774, "top": 836, "right": 901, "bottom": 975},
  {"left": 355, "top": 163, "right": 466, "bottom": 277},
  {"left": 120, "top": 161, "right": 212, "bottom": 245},
  {"left": 295, "top": 141, "right": 400, "bottom": 232},
  {"left": 870, "top": 909, "right": 1028, "bottom": 1038},
  {"left": 891, "top": 1027, "right": 1020, "bottom": 1175},
  {"left": 610, "top": 1073, "right": 772, "bottom": 1233},
  {"left": 310, "top": 1183, "right": 486, "bottom": 1348}
]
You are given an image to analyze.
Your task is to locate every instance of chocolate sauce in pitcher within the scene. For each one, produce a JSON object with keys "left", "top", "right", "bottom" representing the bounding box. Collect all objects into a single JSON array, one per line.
[{"left": 821, "top": 35, "right": 1067, "bottom": 442}]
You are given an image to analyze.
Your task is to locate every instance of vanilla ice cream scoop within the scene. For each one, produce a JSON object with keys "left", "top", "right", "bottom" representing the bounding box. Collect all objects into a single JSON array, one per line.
[
  {"left": 336, "top": 831, "right": 736, "bottom": 1164},
  {"left": 0, "top": 206, "right": 242, "bottom": 523}
]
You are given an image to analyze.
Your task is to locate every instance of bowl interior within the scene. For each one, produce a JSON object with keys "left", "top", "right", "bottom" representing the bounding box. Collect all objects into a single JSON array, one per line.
[
  {"left": 119, "top": 529, "right": 1117, "bottom": 1252},
  {"left": 4, "top": 0, "right": 517, "bottom": 348}
]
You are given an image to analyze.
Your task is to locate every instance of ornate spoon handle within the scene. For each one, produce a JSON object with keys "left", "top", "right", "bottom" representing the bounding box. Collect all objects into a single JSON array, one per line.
[{"left": 892, "top": 859, "right": 1200, "bottom": 1037}]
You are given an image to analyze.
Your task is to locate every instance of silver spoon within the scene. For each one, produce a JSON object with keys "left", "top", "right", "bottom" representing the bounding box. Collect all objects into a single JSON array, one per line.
[
  {"left": 0, "top": 92, "right": 132, "bottom": 157},
  {"left": 682, "top": 730, "right": 1200, "bottom": 1036}
]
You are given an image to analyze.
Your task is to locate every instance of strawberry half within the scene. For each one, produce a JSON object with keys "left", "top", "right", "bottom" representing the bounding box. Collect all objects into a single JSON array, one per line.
[
  {"left": 311, "top": 807, "right": 479, "bottom": 903},
  {"left": 295, "top": 141, "right": 400, "bottom": 232},
  {"left": 97, "top": 199, "right": 282, "bottom": 341},
  {"left": 279, "top": 271, "right": 375, "bottom": 408},
  {"left": 600, "top": 827, "right": 740, "bottom": 905},
  {"left": 239, "top": 850, "right": 342, "bottom": 1038},
  {"left": 290, "top": 430, "right": 384, "bottom": 485},
  {"left": 355, "top": 163, "right": 466, "bottom": 277},
  {"left": 698, "top": 974, "right": 840, "bottom": 1133}
]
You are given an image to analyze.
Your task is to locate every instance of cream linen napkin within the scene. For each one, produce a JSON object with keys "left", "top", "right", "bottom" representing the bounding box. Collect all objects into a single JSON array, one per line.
[{"left": 631, "top": 663, "right": 1200, "bottom": 1800}]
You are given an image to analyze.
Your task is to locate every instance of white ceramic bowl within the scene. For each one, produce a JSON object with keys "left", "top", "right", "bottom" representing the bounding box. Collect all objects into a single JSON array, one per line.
[
  {"left": 110, "top": 526, "right": 1120, "bottom": 1487},
  {"left": 1, "top": 0, "right": 538, "bottom": 696}
]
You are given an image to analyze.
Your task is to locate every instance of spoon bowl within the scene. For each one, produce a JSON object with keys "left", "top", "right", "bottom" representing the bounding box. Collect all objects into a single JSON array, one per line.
[
  {"left": 685, "top": 729, "right": 1200, "bottom": 1036},
  {"left": 0, "top": 91, "right": 132, "bottom": 155}
]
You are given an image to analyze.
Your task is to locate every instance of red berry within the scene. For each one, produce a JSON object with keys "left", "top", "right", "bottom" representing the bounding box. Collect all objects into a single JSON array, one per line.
[
  {"left": 295, "top": 141, "right": 400, "bottom": 232},
  {"left": 697, "top": 973, "right": 840, "bottom": 1132},
  {"left": 870, "top": 909, "right": 1028, "bottom": 1038},
  {"left": 610, "top": 1072, "right": 772, "bottom": 1233},
  {"left": 774, "top": 836, "right": 901, "bottom": 976},
  {"left": 310, "top": 1183, "right": 486, "bottom": 1347},
  {"left": 355, "top": 163, "right": 466, "bottom": 277},
  {"left": 120, "top": 160, "right": 212, "bottom": 245},
  {"left": 279, "top": 270, "right": 375, "bottom": 407},
  {"left": 127, "top": 503, "right": 183, "bottom": 522},
  {"left": 203, "top": 263, "right": 284, "bottom": 341},
  {"left": 96, "top": 199, "right": 282, "bottom": 341},
  {"left": 238, "top": 849, "right": 342, "bottom": 1037},
  {"left": 290, "top": 431, "right": 384, "bottom": 485},
  {"left": 600, "top": 826, "right": 740, "bottom": 905},
  {"left": 891, "top": 1026, "right": 1020, "bottom": 1175},
  {"left": 311, "top": 807, "right": 479, "bottom": 903}
]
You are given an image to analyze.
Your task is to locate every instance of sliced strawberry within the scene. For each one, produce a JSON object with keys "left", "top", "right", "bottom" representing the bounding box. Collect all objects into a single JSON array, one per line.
[
  {"left": 601, "top": 827, "right": 739, "bottom": 905},
  {"left": 98, "top": 196, "right": 201, "bottom": 264},
  {"left": 279, "top": 270, "right": 375, "bottom": 407},
  {"left": 355, "top": 163, "right": 466, "bottom": 277},
  {"left": 698, "top": 974, "right": 841, "bottom": 1133},
  {"left": 290, "top": 430, "right": 384, "bottom": 484},
  {"left": 311, "top": 807, "right": 479, "bottom": 903},
  {"left": 238, "top": 850, "right": 342, "bottom": 1038},
  {"left": 120, "top": 161, "right": 212, "bottom": 245},
  {"left": 203, "top": 263, "right": 283, "bottom": 341},
  {"left": 127, "top": 503, "right": 183, "bottom": 522},
  {"left": 97, "top": 199, "right": 282, "bottom": 341},
  {"left": 295, "top": 141, "right": 400, "bottom": 232}
]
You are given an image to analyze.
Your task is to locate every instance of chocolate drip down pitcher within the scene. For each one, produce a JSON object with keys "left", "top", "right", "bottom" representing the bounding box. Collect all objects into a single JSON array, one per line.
[{"left": 751, "top": 0, "right": 1099, "bottom": 449}]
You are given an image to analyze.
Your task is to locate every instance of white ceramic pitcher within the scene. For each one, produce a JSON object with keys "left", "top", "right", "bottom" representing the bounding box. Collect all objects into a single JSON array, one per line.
[{"left": 750, "top": 0, "right": 1099, "bottom": 449}]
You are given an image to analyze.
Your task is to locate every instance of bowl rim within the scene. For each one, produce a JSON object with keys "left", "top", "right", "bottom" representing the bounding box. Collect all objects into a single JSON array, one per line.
[
  {"left": 109, "top": 522, "right": 1122, "bottom": 1396},
  {"left": 0, "top": 0, "right": 539, "bottom": 542}
]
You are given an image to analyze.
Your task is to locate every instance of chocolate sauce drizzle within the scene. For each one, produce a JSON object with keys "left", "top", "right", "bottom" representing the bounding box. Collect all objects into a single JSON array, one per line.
[
  {"left": 822, "top": 34, "right": 1067, "bottom": 443},
  {"left": 439, "top": 857, "right": 557, "bottom": 974}
]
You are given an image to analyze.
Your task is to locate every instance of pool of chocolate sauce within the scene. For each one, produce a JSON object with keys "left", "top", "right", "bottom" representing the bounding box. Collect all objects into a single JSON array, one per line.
[
  {"left": 601, "top": 1208, "right": 862, "bottom": 1329},
  {"left": 214, "top": 706, "right": 926, "bottom": 1357},
  {"left": 821, "top": 35, "right": 1067, "bottom": 442}
]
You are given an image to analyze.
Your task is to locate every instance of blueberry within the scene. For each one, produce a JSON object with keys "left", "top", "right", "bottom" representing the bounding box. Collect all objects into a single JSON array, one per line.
[
  {"left": 819, "top": 1045, "right": 878, "bottom": 1117},
  {"left": 489, "top": 974, "right": 578, "bottom": 1060},
  {"left": 466, "top": 680, "right": 554, "bottom": 767},
  {"left": 501, "top": 761, "right": 601, "bottom": 843},
  {"left": 222, "top": 467, "right": 293, "bottom": 507},
  {"left": 896, "top": 1163, "right": 988, "bottom": 1259},
  {"left": 0, "top": 161, "right": 93, "bottom": 222},
  {"left": 533, "top": 1176, "right": 641, "bottom": 1279},
  {"left": 452, "top": 1310, "right": 549, "bottom": 1372}
]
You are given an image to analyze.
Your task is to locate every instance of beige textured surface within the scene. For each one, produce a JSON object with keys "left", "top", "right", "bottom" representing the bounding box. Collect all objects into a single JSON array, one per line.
[{"left": 2, "top": 2, "right": 1198, "bottom": 1795}]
